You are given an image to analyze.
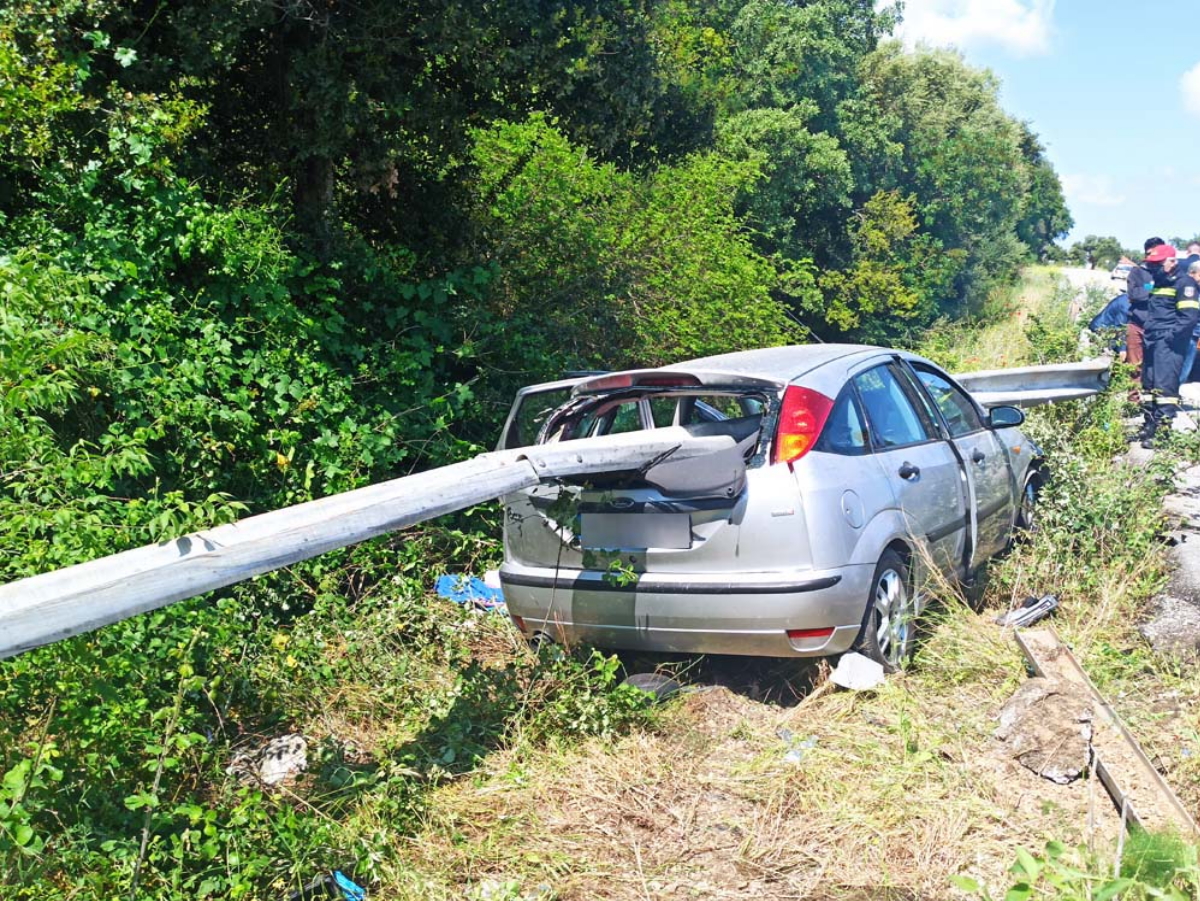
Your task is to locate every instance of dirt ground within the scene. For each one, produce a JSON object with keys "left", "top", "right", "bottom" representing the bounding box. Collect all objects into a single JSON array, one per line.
[{"left": 395, "top": 641, "right": 1133, "bottom": 900}]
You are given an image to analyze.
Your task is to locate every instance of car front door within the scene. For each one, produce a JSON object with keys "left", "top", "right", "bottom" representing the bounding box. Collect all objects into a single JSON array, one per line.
[
  {"left": 907, "top": 363, "right": 1016, "bottom": 566},
  {"left": 852, "top": 362, "right": 968, "bottom": 579}
]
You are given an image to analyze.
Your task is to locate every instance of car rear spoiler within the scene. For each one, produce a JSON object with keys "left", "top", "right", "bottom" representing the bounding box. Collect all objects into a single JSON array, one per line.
[{"left": 954, "top": 357, "right": 1113, "bottom": 408}]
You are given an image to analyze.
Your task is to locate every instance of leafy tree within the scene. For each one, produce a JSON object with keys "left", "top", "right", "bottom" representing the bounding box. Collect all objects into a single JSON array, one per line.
[
  {"left": 1014, "top": 125, "right": 1074, "bottom": 260},
  {"left": 840, "top": 43, "right": 1045, "bottom": 307},
  {"left": 814, "top": 190, "right": 960, "bottom": 339},
  {"left": 1067, "top": 235, "right": 1130, "bottom": 270},
  {"left": 466, "top": 114, "right": 801, "bottom": 379}
]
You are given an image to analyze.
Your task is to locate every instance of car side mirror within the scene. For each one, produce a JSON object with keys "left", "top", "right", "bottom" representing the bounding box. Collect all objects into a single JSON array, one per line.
[{"left": 987, "top": 405, "right": 1025, "bottom": 428}]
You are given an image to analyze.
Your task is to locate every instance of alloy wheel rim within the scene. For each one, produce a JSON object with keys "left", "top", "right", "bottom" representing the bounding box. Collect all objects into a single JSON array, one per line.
[
  {"left": 873, "top": 568, "right": 910, "bottom": 666},
  {"left": 1020, "top": 480, "right": 1037, "bottom": 532}
]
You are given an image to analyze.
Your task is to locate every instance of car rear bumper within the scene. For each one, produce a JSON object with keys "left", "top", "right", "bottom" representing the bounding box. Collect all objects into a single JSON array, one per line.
[{"left": 499, "top": 562, "right": 872, "bottom": 658}]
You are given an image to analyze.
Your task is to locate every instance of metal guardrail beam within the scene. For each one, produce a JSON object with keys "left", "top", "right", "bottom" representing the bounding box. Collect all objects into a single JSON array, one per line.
[
  {"left": 955, "top": 357, "right": 1113, "bottom": 408},
  {"left": 0, "top": 429, "right": 734, "bottom": 660}
]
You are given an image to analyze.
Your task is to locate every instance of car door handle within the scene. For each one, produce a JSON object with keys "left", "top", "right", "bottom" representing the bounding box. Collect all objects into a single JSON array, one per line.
[
  {"left": 898, "top": 462, "right": 920, "bottom": 480},
  {"left": 971, "top": 449, "right": 986, "bottom": 464}
]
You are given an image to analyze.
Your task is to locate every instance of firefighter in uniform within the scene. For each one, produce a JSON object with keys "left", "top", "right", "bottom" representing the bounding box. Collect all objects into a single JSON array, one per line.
[
  {"left": 1142, "top": 252, "right": 1200, "bottom": 447},
  {"left": 1127, "top": 237, "right": 1165, "bottom": 403}
]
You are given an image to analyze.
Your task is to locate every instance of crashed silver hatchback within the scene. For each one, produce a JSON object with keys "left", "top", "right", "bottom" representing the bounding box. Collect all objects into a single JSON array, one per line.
[{"left": 497, "top": 345, "right": 1041, "bottom": 669}]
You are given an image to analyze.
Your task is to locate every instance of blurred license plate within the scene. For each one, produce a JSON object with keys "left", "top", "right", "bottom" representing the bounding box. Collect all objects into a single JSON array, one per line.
[{"left": 580, "top": 513, "right": 692, "bottom": 549}]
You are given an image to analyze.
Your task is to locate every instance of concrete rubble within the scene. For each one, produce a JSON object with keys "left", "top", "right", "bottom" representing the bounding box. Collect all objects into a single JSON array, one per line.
[
  {"left": 228, "top": 733, "right": 308, "bottom": 786},
  {"left": 994, "top": 677, "right": 1093, "bottom": 784},
  {"left": 1130, "top": 416, "right": 1200, "bottom": 659}
]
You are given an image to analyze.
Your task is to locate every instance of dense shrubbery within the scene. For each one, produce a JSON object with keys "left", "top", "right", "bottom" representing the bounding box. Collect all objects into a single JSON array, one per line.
[{"left": 0, "top": 1, "right": 1075, "bottom": 896}]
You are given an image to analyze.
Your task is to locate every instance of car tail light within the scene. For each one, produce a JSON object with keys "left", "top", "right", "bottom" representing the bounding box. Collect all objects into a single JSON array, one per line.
[
  {"left": 635, "top": 375, "right": 701, "bottom": 388},
  {"left": 787, "top": 627, "right": 834, "bottom": 641},
  {"left": 773, "top": 385, "right": 834, "bottom": 465},
  {"left": 580, "top": 373, "right": 634, "bottom": 391}
]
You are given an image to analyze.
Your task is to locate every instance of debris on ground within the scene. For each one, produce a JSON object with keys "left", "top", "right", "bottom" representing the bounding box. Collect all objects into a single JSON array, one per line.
[
  {"left": 435, "top": 574, "right": 507, "bottom": 613},
  {"left": 831, "top": 652, "right": 885, "bottom": 691},
  {"left": 994, "top": 677, "right": 1092, "bottom": 784},
  {"left": 621, "top": 672, "right": 683, "bottom": 702},
  {"left": 1139, "top": 594, "right": 1200, "bottom": 659},
  {"left": 994, "top": 594, "right": 1059, "bottom": 628},
  {"left": 228, "top": 733, "right": 308, "bottom": 786},
  {"left": 776, "top": 727, "right": 817, "bottom": 764},
  {"left": 286, "top": 869, "right": 366, "bottom": 901}
]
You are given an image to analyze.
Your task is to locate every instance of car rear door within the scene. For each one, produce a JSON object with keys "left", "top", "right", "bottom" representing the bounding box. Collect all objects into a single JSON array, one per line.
[
  {"left": 906, "top": 362, "right": 1016, "bottom": 565},
  {"left": 851, "top": 361, "right": 968, "bottom": 579}
]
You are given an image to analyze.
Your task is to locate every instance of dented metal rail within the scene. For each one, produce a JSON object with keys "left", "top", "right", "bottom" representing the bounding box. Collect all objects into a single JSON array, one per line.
[
  {"left": 956, "top": 357, "right": 1112, "bottom": 408},
  {"left": 0, "top": 429, "right": 735, "bottom": 660},
  {"left": 1015, "top": 627, "right": 1198, "bottom": 837}
]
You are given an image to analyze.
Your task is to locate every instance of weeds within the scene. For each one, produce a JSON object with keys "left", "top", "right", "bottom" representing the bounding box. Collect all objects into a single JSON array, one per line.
[
  {"left": 9, "top": 267, "right": 1200, "bottom": 899},
  {"left": 958, "top": 833, "right": 1200, "bottom": 901}
]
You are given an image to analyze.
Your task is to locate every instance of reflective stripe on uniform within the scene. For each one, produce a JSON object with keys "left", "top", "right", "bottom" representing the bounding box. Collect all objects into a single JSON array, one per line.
[
  {"left": 1153, "top": 287, "right": 1177, "bottom": 295},
  {"left": 1156, "top": 396, "right": 1181, "bottom": 405},
  {"left": 1178, "top": 300, "right": 1200, "bottom": 310}
]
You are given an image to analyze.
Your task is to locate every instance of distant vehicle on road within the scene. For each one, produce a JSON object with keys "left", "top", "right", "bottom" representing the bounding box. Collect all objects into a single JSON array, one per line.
[
  {"left": 1111, "top": 262, "right": 1134, "bottom": 282},
  {"left": 497, "top": 345, "right": 1042, "bottom": 670}
]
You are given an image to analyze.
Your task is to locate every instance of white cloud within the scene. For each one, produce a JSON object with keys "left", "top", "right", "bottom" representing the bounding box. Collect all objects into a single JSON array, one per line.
[
  {"left": 1181, "top": 61, "right": 1200, "bottom": 117},
  {"left": 1060, "top": 173, "right": 1126, "bottom": 208},
  {"left": 894, "top": 0, "right": 1055, "bottom": 56}
]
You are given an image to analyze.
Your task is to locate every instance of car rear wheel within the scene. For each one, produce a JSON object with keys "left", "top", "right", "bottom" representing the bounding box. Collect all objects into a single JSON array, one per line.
[{"left": 851, "top": 548, "right": 913, "bottom": 673}]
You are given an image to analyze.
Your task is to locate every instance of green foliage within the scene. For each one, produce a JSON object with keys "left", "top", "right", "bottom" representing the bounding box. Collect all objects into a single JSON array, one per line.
[
  {"left": 954, "top": 837, "right": 1200, "bottom": 901},
  {"left": 842, "top": 43, "right": 1044, "bottom": 309},
  {"left": 467, "top": 113, "right": 801, "bottom": 378},
  {"left": 0, "top": 2, "right": 1077, "bottom": 896},
  {"left": 1068, "top": 235, "right": 1135, "bottom": 270},
  {"left": 815, "top": 190, "right": 958, "bottom": 339}
]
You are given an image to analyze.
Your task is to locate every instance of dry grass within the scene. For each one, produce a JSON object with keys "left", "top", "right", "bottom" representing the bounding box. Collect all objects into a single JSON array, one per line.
[{"left": 364, "top": 601, "right": 1130, "bottom": 900}]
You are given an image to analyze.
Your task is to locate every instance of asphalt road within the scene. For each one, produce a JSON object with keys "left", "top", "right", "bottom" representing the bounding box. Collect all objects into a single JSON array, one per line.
[{"left": 1060, "top": 266, "right": 1118, "bottom": 295}]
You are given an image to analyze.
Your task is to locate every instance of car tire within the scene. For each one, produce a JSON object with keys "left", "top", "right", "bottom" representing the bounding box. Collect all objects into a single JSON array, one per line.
[
  {"left": 1015, "top": 469, "right": 1042, "bottom": 535},
  {"left": 851, "top": 548, "right": 914, "bottom": 673},
  {"left": 622, "top": 672, "right": 682, "bottom": 702}
]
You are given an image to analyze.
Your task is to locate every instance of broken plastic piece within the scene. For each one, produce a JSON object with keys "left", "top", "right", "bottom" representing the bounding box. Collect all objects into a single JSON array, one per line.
[
  {"left": 434, "top": 574, "right": 506, "bottom": 613},
  {"left": 995, "top": 594, "right": 1059, "bottom": 628},
  {"left": 831, "top": 652, "right": 886, "bottom": 691},
  {"left": 285, "top": 870, "right": 366, "bottom": 901}
]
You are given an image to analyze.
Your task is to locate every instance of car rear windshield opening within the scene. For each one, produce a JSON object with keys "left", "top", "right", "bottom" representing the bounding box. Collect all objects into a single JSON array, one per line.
[{"left": 557, "top": 389, "right": 770, "bottom": 460}]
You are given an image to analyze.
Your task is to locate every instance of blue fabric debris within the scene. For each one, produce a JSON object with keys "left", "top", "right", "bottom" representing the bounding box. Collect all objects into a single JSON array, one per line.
[
  {"left": 435, "top": 574, "right": 506, "bottom": 613},
  {"left": 334, "top": 871, "right": 365, "bottom": 901}
]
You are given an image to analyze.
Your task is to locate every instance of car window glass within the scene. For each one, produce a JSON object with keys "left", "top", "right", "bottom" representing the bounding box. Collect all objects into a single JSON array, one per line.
[
  {"left": 853, "top": 365, "right": 930, "bottom": 449},
  {"left": 912, "top": 366, "right": 984, "bottom": 437},
  {"left": 816, "top": 386, "right": 867, "bottom": 455}
]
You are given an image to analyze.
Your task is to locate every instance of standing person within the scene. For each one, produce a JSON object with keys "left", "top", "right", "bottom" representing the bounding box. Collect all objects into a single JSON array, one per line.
[
  {"left": 1128, "top": 237, "right": 1166, "bottom": 408},
  {"left": 1179, "top": 242, "right": 1200, "bottom": 382},
  {"left": 1141, "top": 248, "right": 1193, "bottom": 446}
]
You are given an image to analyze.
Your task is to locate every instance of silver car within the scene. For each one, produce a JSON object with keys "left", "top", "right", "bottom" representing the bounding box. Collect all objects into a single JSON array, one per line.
[{"left": 497, "top": 345, "right": 1041, "bottom": 669}]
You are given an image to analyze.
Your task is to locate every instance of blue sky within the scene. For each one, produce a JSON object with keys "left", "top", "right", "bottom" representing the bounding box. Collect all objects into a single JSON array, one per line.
[{"left": 893, "top": 0, "right": 1200, "bottom": 250}]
